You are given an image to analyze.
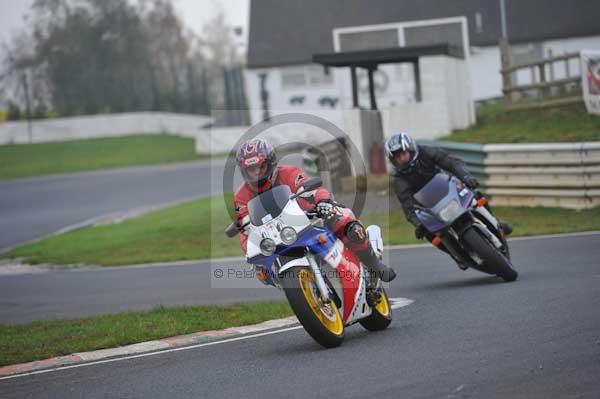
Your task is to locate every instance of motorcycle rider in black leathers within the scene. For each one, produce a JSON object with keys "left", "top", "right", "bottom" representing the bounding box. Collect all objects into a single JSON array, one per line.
[{"left": 385, "top": 132, "right": 512, "bottom": 269}]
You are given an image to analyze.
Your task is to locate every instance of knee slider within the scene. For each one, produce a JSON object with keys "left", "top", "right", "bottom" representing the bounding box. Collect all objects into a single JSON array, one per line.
[{"left": 345, "top": 221, "right": 367, "bottom": 243}]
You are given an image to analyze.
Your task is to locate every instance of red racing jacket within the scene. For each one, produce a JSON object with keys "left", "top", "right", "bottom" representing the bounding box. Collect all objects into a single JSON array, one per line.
[{"left": 234, "top": 165, "right": 332, "bottom": 252}]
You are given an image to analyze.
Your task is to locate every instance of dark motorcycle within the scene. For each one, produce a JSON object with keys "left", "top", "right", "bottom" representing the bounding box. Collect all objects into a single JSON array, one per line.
[{"left": 414, "top": 173, "right": 518, "bottom": 282}]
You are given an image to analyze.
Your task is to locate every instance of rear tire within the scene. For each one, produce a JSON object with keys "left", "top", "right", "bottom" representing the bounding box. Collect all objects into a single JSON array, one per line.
[
  {"left": 359, "top": 288, "right": 393, "bottom": 331},
  {"left": 462, "top": 228, "right": 518, "bottom": 282},
  {"left": 280, "top": 267, "right": 345, "bottom": 348}
]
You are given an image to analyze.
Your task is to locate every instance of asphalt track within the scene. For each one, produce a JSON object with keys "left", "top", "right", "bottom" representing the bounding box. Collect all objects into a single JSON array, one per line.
[
  {"left": 1, "top": 233, "right": 598, "bottom": 324},
  {"left": 1, "top": 233, "right": 599, "bottom": 398},
  {"left": 0, "top": 160, "right": 225, "bottom": 251}
]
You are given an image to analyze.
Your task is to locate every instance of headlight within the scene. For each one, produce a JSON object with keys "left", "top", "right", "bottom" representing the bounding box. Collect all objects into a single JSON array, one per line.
[
  {"left": 259, "top": 238, "right": 276, "bottom": 256},
  {"left": 280, "top": 226, "right": 297, "bottom": 244},
  {"left": 439, "top": 200, "right": 463, "bottom": 222}
]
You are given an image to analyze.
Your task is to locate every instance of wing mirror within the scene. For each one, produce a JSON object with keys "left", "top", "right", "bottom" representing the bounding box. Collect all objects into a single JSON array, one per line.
[
  {"left": 291, "top": 177, "right": 322, "bottom": 200},
  {"left": 302, "top": 177, "right": 322, "bottom": 192}
]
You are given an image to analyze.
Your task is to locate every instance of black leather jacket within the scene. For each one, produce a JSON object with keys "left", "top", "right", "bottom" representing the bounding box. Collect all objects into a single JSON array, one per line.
[{"left": 391, "top": 145, "right": 472, "bottom": 226}]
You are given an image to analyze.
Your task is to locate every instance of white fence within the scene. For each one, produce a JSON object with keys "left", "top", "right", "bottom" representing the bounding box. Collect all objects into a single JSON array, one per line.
[{"left": 0, "top": 112, "right": 211, "bottom": 145}]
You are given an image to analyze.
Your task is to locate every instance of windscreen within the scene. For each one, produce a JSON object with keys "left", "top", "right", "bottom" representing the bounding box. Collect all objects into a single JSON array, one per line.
[
  {"left": 413, "top": 173, "right": 450, "bottom": 208},
  {"left": 247, "top": 185, "right": 292, "bottom": 226}
]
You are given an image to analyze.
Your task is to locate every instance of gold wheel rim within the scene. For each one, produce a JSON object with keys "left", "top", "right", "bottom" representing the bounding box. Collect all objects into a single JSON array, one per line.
[
  {"left": 298, "top": 269, "right": 344, "bottom": 335},
  {"left": 374, "top": 291, "right": 390, "bottom": 317}
]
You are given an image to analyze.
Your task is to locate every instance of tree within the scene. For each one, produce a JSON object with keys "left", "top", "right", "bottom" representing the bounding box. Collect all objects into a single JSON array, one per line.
[
  {"left": 0, "top": 0, "right": 239, "bottom": 117},
  {"left": 29, "top": 0, "right": 155, "bottom": 114},
  {"left": 7, "top": 101, "right": 21, "bottom": 121},
  {"left": 142, "top": 0, "right": 191, "bottom": 112},
  {"left": 199, "top": 10, "right": 240, "bottom": 111}
]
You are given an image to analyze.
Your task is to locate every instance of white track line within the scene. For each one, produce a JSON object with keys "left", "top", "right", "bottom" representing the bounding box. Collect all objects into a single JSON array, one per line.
[
  {"left": 506, "top": 230, "right": 600, "bottom": 241},
  {"left": 0, "top": 297, "right": 414, "bottom": 381},
  {"left": 385, "top": 230, "right": 600, "bottom": 251},
  {"left": 0, "top": 326, "right": 303, "bottom": 381},
  {"left": 390, "top": 297, "right": 414, "bottom": 309}
]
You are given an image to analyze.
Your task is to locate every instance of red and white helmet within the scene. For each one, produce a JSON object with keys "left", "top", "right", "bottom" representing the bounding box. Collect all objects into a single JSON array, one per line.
[{"left": 236, "top": 138, "right": 278, "bottom": 190}]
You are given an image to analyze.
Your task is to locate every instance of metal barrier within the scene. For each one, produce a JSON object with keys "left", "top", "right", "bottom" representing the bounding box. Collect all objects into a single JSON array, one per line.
[
  {"left": 326, "top": 139, "right": 600, "bottom": 209},
  {"left": 418, "top": 140, "right": 486, "bottom": 181},
  {"left": 427, "top": 141, "right": 600, "bottom": 209}
]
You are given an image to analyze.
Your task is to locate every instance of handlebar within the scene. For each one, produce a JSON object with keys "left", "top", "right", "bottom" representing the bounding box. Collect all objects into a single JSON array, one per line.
[
  {"left": 305, "top": 210, "right": 319, "bottom": 219},
  {"left": 224, "top": 221, "right": 249, "bottom": 237}
]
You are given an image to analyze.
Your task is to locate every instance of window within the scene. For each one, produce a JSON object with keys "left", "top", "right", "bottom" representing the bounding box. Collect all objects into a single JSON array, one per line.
[
  {"left": 308, "top": 65, "right": 333, "bottom": 86},
  {"left": 334, "top": 17, "right": 468, "bottom": 58},
  {"left": 475, "top": 12, "right": 483, "bottom": 34},
  {"left": 404, "top": 23, "right": 463, "bottom": 51},
  {"left": 281, "top": 67, "right": 307, "bottom": 88},
  {"left": 338, "top": 29, "right": 399, "bottom": 52},
  {"left": 280, "top": 65, "right": 334, "bottom": 89}
]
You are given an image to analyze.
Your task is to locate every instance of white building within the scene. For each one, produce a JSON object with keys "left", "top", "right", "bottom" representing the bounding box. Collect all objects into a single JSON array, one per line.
[{"left": 244, "top": 0, "right": 600, "bottom": 136}]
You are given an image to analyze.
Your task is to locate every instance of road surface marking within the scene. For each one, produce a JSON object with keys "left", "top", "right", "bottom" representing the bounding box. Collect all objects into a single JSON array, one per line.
[{"left": 390, "top": 297, "right": 414, "bottom": 309}]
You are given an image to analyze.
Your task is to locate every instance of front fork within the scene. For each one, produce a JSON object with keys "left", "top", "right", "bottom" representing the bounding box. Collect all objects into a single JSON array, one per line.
[
  {"left": 306, "top": 252, "right": 331, "bottom": 304},
  {"left": 436, "top": 213, "right": 479, "bottom": 265},
  {"left": 441, "top": 210, "right": 504, "bottom": 265}
]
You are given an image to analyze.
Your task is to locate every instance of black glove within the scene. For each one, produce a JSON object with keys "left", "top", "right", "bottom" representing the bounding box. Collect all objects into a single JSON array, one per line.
[
  {"left": 316, "top": 201, "right": 337, "bottom": 220},
  {"left": 464, "top": 176, "right": 479, "bottom": 190},
  {"left": 415, "top": 224, "right": 426, "bottom": 240}
]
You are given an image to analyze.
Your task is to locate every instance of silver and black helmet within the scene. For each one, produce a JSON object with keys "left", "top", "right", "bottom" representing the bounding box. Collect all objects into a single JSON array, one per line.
[{"left": 385, "top": 132, "right": 419, "bottom": 171}]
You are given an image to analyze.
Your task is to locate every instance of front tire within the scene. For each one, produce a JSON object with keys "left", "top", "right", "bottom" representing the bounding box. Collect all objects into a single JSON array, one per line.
[
  {"left": 359, "top": 288, "right": 392, "bottom": 331},
  {"left": 280, "top": 267, "right": 345, "bottom": 348},
  {"left": 462, "top": 228, "right": 518, "bottom": 282}
]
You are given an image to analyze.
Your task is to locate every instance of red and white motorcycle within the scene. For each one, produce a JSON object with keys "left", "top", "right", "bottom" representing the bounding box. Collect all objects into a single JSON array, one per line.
[{"left": 225, "top": 178, "right": 393, "bottom": 348}]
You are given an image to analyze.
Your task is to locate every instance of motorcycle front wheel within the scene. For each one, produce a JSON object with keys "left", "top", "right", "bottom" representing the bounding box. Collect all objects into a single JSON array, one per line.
[
  {"left": 280, "top": 267, "right": 345, "bottom": 348},
  {"left": 463, "top": 228, "right": 518, "bottom": 282}
]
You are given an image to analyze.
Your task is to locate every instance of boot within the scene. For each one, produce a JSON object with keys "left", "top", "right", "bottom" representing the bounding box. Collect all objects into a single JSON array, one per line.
[
  {"left": 356, "top": 246, "right": 396, "bottom": 283},
  {"left": 499, "top": 221, "right": 513, "bottom": 235},
  {"left": 455, "top": 260, "right": 469, "bottom": 270}
]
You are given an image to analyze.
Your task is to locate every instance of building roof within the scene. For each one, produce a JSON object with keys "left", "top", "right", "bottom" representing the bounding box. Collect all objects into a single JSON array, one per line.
[
  {"left": 313, "top": 44, "right": 464, "bottom": 68},
  {"left": 247, "top": 0, "right": 600, "bottom": 69}
]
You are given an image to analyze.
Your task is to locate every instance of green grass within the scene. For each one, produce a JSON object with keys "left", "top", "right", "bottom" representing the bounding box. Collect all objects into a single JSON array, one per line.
[
  {"left": 0, "top": 134, "right": 209, "bottom": 180},
  {"left": 3, "top": 194, "right": 239, "bottom": 266},
  {"left": 4, "top": 192, "right": 600, "bottom": 266},
  {"left": 441, "top": 102, "right": 600, "bottom": 143},
  {"left": 0, "top": 301, "right": 292, "bottom": 367}
]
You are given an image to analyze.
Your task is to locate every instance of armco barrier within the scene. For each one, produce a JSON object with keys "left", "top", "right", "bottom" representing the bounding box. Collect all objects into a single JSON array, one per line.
[
  {"left": 427, "top": 141, "right": 600, "bottom": 209},
  {"left": 484, "top": 142, "right": 600, "bottom": 166},
  {"left": 418, "top": 140, "right": 486, "bottom": 181}
]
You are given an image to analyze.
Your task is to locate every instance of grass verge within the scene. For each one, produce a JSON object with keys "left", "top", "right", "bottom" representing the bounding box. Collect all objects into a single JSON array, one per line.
[
  {"left": 440, "top": 102, "right": 600, "bottom": 143},
  {"left": 3, "top": 193, "right": 600, "bottom": 266},
  {"left": 0, "top": 301, "right": 292, "bottom": 367},
  {"left": 0, "top": 134, "right": 210, "bottom": 180}
]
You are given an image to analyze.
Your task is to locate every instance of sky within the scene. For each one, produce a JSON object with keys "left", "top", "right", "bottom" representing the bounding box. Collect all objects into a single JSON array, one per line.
[{"left": 0, "top": 0, "right": 250, "bottom": 48}]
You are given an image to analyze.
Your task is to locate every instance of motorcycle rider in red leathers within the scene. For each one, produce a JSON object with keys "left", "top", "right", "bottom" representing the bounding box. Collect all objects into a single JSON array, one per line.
[{"left": 233, "top": 138, "right": 396, "bottom": 283}]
